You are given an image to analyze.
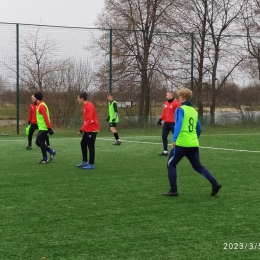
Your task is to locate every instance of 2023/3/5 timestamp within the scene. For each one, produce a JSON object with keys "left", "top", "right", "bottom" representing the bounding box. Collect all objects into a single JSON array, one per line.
[{"left": 223, "top": 243, "right": 260, "bottom": 250}]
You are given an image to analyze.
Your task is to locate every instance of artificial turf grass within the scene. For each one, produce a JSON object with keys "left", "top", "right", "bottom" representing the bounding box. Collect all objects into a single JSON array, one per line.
[{"left": 1, "top": 132, "right": 260, "bottom": 259}]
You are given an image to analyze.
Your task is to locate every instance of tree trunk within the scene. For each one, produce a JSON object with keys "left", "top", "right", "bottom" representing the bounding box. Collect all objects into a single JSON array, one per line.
[
  {"left": 138, "top": 44, "right": 150, "bottom": 124},
  {"left": 196, "top": 5, "right": 207, "bottom": 120},
  {"left": 257, "top": 48, "right": 260, "bottom": 81},
  {"left": 197, "top": 100, "right": 204, "bottom": 121},
  {"left": 138, "top": 67, "right": 150, "bottom": 124},
  {"left": 210, "top": 80, "right": 217, "bottom": 125},
  {"left": 210, "top": 97, "right": 216, "bottom": 125},
  {"left": 138, "top": 82, "right": 145, "bottom": 119}
]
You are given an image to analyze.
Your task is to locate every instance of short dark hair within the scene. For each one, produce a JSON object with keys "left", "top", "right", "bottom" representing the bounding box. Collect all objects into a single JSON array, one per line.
[
  {"left": 78, "top": 92, "right": 88, "bottom": 101},
  {"left": 107, "top": 93, "right": 113, "bottom": 97}
]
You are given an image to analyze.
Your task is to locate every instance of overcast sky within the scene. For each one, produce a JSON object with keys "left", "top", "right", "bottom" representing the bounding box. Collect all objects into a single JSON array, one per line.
[{"left": 0, "top": 0, "right": 105, "bottom": 27}]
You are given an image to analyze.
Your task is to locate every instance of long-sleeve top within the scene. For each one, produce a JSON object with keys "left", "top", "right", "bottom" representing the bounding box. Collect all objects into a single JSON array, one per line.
[
  {"left": 28, "top": 103, "right": 38, "bottom": 124},
  {"left": 173, "top": 101, "right": 201, "bottom": 143},
  {"left": 81, "top": 101, "right": 100, "bottom": 132},
  {"left": 37, "top": 101, "right": 52, "bottom": 129},
  {"left": 160, "top": 99, "right": 180, "bottom": 123}
]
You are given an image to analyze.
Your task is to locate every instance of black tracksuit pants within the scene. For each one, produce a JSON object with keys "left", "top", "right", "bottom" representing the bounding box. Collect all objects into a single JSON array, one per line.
[
  {"left": 81, "top": 132, "right": 97, "bottom": 165},
  {"left": 162, "top": 122, "right": 175, "bottom": 151}
]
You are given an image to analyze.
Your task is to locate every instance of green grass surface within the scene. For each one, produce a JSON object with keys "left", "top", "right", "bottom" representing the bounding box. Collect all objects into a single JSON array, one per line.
[{"left": 1, "top": 127, "right": 260, "bottom": 259}]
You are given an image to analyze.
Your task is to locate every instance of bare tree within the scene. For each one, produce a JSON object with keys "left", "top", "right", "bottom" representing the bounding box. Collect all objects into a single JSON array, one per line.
[
  {"left": 206, "top": 0, "right": 248, "bottom": 124},
  {"left": 94, "top": 0, "right": 249, "bottom": 125},
  {"left": 172, "top": 0, "right": 212, "bottom": 119},
  {"left": 173, "top": 0, "right": 248, "bottom": 123},
  {"left": 96, "top": 0, "right": 186, "bottom": 123},
  {"left": 41, "top": 60, "right": 92, "bottom": 126},
  {"left": 3, "top": 26, "right": 93, "bottom": 126},
  {"left": 19, "top": 28, "right": 69, "bottom": 92},
  {"left": 243, "top": 0, "right": 260, "bottom": 81}
]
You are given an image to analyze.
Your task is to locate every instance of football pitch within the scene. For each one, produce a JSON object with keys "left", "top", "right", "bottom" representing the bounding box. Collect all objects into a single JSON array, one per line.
[{"left": 1, "top": 127, "right": 260, "bottom": 260}]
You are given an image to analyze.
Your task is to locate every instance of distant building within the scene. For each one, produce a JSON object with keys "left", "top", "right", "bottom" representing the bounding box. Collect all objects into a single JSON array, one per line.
[{"left": 117, "top": 101, "right": 133, "bottom": 108}]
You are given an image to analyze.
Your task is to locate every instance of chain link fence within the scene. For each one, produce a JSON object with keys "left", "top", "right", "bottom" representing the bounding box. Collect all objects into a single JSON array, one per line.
[{"left": 0, "top": 22, "right": 259, "bottom": 134}]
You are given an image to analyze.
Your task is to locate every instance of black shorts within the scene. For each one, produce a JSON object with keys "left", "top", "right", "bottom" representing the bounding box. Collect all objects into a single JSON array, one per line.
[{"left": 109, "top": 123, "right": 117, "bottom": 127}]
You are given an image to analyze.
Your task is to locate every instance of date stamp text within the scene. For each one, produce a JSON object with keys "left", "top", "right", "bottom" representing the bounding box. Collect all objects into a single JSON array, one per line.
[{"left": 223, "top": 243, "right": 260, "bottom": 250}]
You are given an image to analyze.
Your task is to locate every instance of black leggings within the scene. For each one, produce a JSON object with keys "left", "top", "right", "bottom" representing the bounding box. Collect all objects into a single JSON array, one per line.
[
  {"left": 81, "top": 132, "right": 97, "bottom": 165},
  {"left": 28, "top": 123, "right": 50, "bottom": 147},
  {"left": 36, "top": 130, "right": 52, "bottom": 158},
  {"left": 28, "top": 123, "right": 38, "bottom": 146},
  {"left": 162, "top": 122, "right": 175, "bottom": 151}
]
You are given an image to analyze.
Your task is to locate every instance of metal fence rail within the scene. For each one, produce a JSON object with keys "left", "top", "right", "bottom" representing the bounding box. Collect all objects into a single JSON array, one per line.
[{"left": 0, "top": 22, "right": 259, "bottom": 133}]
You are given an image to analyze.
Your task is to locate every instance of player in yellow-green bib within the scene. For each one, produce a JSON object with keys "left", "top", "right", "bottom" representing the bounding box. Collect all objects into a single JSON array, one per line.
[
  {"left": 163, "top": 88, "right": 221, "bottom": 197},
  {"left": 106, "top": 93, "right": 121, "bottom": 145},
  {"left": 34, "top": 92, "right": 56, "bottom": 164}
]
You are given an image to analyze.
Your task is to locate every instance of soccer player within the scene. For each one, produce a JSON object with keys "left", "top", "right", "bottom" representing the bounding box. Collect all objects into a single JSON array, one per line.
[
  {"left": 76, "top": 92, "right": 100, "bottom": 170},
  {"left": 34, "top": 92, "right": 56, "bottom": 164},
  {"left": 163, "top": 88, "right": 221, "bottom": 196},
  {"left": 157, "top": 91, "right": 180, "bottom": 156},
  {"left": 26, "top": 95, "right": 51, "bottom": 150},
  {"left": 106, "top": 93, "right": 121, "bottom": 145}
]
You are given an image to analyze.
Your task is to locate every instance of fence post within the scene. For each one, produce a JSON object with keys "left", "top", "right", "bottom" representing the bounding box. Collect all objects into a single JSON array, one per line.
[
  {"left": 16, "top": 23, "right": 20, "bottom": 134},
  {"left": 190, "top": 32, "right": 194, "bottom": 92},
  {"left": 109, "top": 29, "right": 113, "bottom": 93}
]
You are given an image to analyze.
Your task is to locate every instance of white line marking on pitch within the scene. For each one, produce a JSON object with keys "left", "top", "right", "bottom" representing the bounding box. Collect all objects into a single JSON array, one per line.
[
  {"left": 97, "top": 138, "right": 260, "bottom": 153},
  {"left": 1, "top": 137, "right": 260, "bottom": 153},
  {"left": 199, "top": 146, "right": 260, "bottom": 153}
]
